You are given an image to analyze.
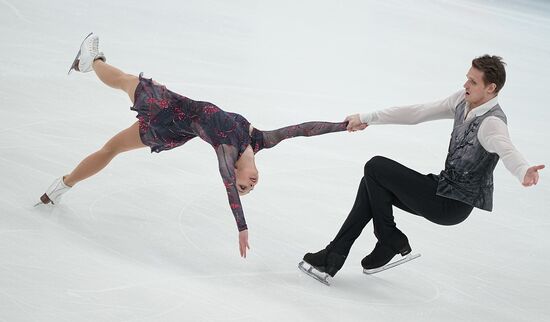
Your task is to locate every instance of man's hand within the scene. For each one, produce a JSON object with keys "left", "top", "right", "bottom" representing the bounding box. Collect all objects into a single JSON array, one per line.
[
  {"left": 522, "top": 164, "right": 545, "bottom": 187},
  {"left": 345, "top": 114, "right": 368, "bottom": 132},
  {"left": 239, "top": 230, "right": 250, "bottom": 258}
]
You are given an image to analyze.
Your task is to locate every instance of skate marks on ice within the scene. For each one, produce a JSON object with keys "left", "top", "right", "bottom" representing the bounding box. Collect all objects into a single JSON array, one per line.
[
  {"left": 28, "top": 193, "right": 441, "bottom": 311},
  {"left": 0, "top": 0, "right": 32, "bottom": 23},
  {"left": 363, "top": 253, "right": 421, "bottom": 275},
  {"left": 293, "top": 256, "right": 443, "bottom": 310},
  {"left": 295, "top": 258, "right": 441, "bottom": 306},
  {"left": 293, "top": 265, "right": 442, "bottom": 306}
]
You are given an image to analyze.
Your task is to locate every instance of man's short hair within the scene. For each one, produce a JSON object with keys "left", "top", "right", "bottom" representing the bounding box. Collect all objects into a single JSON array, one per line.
[{"left": 472, "top": 55, "right": 507, "bottom": 93}]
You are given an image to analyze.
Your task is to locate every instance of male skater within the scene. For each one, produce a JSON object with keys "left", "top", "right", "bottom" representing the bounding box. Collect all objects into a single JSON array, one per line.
[{"left": 300, "top": 55, "right": 544, "bottom": 284}]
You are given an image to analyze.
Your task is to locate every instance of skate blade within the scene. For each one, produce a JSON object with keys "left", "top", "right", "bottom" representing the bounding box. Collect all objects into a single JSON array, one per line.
[
  {"left": 363, "top": 253, "right": 421, "bottom": 275},
  {"left": 67, "top": 57, "right": 80, "bottom": 75},
  {"left": 34, "top": 193, "right": 52, "bottom": 207},
  {"left": 67, "top": 32, "right": 93, "bottom": 75},
  {"left": 298, "top": 261, "right": 331, "bottom": 286}
]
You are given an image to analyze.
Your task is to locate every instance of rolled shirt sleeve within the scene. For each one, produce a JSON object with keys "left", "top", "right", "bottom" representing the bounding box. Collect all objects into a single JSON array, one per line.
[
  {"left": 478, "top": 116, "right": 530, "bottom": 183},
  {"left": 359, "top": 90, "right": 464, "bottom": 125}
]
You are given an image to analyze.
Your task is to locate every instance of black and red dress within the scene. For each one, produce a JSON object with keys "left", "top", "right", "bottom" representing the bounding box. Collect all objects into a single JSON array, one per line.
[{"left": 131, "top": 74, "right": 347, "bottom": 231}]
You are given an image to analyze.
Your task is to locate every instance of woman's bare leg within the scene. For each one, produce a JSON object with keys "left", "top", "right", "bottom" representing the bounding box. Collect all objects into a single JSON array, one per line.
[
  {"left": 63, "top": 122, "right": 146, "bottom": 187},
  {"left": 92, "top": 60, "right": 140, "bottom": 104}
]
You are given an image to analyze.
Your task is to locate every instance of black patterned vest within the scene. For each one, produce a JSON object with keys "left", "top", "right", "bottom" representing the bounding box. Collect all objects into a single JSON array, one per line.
[{"left": 436, "top": 100, "right": 507, "bottom": 211}]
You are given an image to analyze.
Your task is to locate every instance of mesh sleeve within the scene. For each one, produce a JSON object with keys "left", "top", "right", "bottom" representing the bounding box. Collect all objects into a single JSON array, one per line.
[
  {"left": 215, "top": 144, "right": 248, "bottom": 231},
  {"left": 258, "top": 121, "right": 348, "bottom": 150}
]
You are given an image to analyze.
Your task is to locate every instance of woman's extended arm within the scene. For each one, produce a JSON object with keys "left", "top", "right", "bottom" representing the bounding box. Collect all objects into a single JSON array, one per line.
[
  {"left": 253, "top": 121, "right": 348, "bottom": 151},
  {"left": 215, "top": 144, "right": 250, "bottom": 257},
  {"left": 215, "top": 144, "right": 247, "bottom": 231}
]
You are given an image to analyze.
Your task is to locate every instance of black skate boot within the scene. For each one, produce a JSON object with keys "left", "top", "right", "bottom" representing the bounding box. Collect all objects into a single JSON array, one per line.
[
  {"left": 361, "top": 231, "right": 420, "bottom": 274},
  {"left": 299, "top": 248, "right": 346, "bottom": 285}
]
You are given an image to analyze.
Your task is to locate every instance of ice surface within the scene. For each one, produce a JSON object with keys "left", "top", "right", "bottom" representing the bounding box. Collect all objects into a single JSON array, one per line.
[{"left": 1, "top": 0, "right": 549, "bottom": 321}]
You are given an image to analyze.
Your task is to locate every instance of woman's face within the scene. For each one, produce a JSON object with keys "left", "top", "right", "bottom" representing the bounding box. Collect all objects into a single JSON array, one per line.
[{"left": 235, "top": 167, "right": 259, "bottom": 196}]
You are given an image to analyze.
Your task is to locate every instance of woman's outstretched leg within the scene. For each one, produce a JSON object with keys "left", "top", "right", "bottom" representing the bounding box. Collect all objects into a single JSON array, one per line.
[
  {"left": 38, "top": 122, "right": 146, "bottom": 205},
  {"left": 92, "top": 60, "right": 140, "bottom": 104},
  {"left": 72, "top": 33, "right": 140, "bottom": 104},
  {"left": 65, "top": 121, "right": 145, "bottom": 186}
]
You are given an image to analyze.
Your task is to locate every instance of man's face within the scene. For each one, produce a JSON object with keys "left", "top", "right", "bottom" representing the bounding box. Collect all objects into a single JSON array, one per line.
[{"left": 463, "top": 67, "right": 497, "bottom": 108}]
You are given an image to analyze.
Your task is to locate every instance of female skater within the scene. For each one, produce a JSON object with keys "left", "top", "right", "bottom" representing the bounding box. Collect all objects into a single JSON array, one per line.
[{"left": 37, "top": 33, "right": 348, "bottom": 258}]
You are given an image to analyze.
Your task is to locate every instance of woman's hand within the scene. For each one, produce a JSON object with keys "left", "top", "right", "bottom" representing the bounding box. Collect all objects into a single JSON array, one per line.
[
  {"left": 345, "top": 114, "right": 368, "bottom": 132},
  {"left": 239, "top": 230, "right": 250, "bottom": 258},
  {"left": 522, "top": 164, "right": 545, "bottom": 187}
]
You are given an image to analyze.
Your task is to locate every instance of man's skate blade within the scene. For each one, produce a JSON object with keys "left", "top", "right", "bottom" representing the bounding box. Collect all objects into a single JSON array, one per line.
[
  {"left": 363, "top": 253, "right": 421, "bottom": 275},
  {"left": 298, "top": 261, "right": 331, "bottom": 286},
  {"left": 67, "top": 32, "right": 93, "bottom": 75}
]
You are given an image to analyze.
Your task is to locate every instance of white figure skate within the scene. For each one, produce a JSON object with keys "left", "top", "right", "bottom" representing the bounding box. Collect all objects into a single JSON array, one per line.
[
  {"left": 68, "top": 32, "right": 106, "bottom": 74},
  {"left": 35, "top": 177, "right": 71, "bottom": 206}
]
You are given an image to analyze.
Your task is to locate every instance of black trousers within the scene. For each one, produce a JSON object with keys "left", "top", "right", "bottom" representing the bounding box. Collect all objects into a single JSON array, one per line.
[{"left": 328, "top": 156, "right": 474, "bottom": 256}]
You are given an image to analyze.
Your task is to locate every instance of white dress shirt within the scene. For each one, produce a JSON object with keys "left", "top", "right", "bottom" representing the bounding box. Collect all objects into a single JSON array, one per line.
[{"left": 359, "top": 90, "right": 529, "bottom": 183}]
